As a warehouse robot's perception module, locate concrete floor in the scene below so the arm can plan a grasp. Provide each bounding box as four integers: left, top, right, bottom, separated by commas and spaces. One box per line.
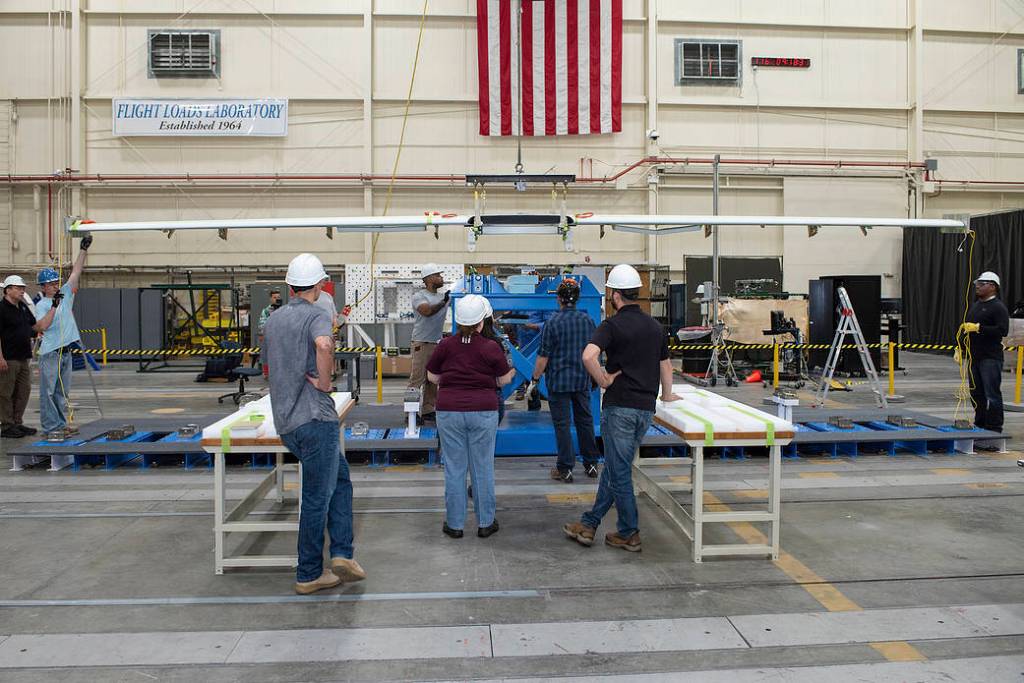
1, 352, 1022, 682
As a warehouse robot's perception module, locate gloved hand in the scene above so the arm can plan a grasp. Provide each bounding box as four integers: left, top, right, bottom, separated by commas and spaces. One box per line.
80, 234, 93, 251
442, 290, 450, 303
52, 291, 63, 308
953, 347, 962, 365
961, 322, 980, 334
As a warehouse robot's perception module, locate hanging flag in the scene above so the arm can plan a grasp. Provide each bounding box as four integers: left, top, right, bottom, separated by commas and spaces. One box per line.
476, 0, 622, 137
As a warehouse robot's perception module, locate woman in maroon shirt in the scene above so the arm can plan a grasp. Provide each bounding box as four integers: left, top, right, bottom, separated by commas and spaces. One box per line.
427, 294, 514, 539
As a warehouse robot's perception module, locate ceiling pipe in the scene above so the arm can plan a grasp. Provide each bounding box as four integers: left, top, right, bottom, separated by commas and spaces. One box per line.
0, 156, 930, 187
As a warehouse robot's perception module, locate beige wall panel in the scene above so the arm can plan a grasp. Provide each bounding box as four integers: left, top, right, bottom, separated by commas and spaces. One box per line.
85, 16, 365, 98
783, 177, 908, 297
924, 111, 1024, 181
84, 0, 369, 15
922, 35, 1023, 112
371, 103, 646, 176
0, 16, 59, 99
9, 102, 58, 174
85, 101, 366, 174
659, 0, 907, 29
923, 0, 1024, 34
657, 28, 907, 108
924, 190, 1022, 218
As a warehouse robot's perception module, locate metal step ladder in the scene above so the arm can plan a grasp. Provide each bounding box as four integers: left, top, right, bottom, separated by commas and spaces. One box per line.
815, 286, 887, 408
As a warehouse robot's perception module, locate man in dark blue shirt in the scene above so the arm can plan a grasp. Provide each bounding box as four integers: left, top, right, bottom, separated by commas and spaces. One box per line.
532, 278, 599, 482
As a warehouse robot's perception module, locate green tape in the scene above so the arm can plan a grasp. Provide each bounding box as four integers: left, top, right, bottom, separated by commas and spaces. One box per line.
727, 405, 776, 446
670, 406, 715, 446
220, 426, 231, 454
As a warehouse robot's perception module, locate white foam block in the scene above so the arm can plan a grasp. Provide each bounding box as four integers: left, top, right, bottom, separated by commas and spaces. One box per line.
202, 392, 353, 441
656, 385, 793, 440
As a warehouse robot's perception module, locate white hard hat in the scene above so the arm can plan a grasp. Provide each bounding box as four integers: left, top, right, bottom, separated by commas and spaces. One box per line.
975, 271, 1001, 287
481, 297, 493, 318
420, 263, 443, 279
2, 275, 26, 289
606, 264, 643, 290
285, 253, 328, 287
455, 294, 488, 326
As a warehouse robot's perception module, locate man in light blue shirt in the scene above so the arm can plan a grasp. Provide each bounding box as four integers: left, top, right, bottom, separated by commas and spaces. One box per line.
34, 234, 91, 435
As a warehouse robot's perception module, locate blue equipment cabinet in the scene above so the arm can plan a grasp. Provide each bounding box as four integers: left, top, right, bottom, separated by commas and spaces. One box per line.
449, 274, 602, 456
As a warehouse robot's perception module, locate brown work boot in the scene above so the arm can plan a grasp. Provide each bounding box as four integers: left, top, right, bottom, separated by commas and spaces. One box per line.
563, 521, 596, 547
605, 531, 642, 552
294, 570, 343, 595
330, 557, 367, 583
550, 467, 573, 483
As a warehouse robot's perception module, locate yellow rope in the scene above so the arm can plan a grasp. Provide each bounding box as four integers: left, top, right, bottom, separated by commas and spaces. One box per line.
953, 230, 977, 423
355, 0, 430, 309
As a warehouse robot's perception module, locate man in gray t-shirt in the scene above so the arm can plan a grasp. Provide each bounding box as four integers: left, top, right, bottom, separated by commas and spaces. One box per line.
408, 263, 449, 420
264, 253, 366, 595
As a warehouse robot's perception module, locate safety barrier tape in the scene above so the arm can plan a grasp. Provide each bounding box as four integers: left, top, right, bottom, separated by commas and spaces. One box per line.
60, 342, 1020, 356
67, 346, 399, 356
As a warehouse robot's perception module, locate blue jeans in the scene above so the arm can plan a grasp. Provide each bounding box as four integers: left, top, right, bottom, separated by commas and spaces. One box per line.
39, 349, 73, 433
971, 358, 1004, 432
582, 406, 653, 537
549, 390, 600, 473
280, 420, 354, 583
437, 410, 498, 529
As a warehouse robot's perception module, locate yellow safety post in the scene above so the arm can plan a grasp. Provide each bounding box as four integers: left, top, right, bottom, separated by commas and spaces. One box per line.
1016, 345, 1023, 405
887, 341, 904, 402
772, 342, 780, 389
376, 346, 384, 404
100, 327, 108, 366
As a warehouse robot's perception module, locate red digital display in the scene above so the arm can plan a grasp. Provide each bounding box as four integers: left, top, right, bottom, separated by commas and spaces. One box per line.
751, 57, 810, 68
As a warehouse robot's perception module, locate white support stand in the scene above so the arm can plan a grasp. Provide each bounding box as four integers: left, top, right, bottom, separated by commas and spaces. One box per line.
634, 439, 785, 563
767, 394, 800, 423
403, 387, 421, 438
203, 398, 354, 574
9, 453, 74, 472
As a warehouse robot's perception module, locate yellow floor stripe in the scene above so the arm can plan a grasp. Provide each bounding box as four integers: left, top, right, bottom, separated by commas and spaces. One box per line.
702, 492, 926, 659
734, 489, 768, 499
546, 493, 596, 505
931, 468, 970, 475
669, 475, 691, 484
385, 465, 424, 473
966, 482, 1008, 490
798, 472, 839, 479
870, 641, 927, 662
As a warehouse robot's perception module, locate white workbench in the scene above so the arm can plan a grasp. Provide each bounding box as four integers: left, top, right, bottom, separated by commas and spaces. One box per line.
201, 392, 355, 574
633, 384, 794, 563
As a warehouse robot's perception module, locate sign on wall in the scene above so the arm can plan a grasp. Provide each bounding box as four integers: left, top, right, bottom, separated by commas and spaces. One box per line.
112, 98, 288, 136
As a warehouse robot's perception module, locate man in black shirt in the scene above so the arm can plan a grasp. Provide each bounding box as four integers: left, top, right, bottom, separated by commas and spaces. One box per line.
962, 271, 1010, 448
0, 275, 40, 438
563, 264, 681, 552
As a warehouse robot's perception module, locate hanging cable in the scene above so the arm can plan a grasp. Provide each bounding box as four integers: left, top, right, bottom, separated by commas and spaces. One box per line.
355, 0, 430, 309
953, 229, 977, 423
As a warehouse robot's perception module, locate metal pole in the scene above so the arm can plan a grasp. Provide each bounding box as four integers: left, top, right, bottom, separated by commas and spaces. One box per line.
710, 155, 721, 382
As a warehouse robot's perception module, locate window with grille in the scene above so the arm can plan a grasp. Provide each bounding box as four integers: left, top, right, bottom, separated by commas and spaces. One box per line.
674, 39, 742, 85
148, 30, 220, 78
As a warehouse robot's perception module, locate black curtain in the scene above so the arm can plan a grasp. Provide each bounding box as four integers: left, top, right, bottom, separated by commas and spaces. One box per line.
903, 210, 1024, 347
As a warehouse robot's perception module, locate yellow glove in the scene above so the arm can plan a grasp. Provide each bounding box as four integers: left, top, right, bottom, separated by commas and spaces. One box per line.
953, 348, 962, 365
961, 322, 980, 334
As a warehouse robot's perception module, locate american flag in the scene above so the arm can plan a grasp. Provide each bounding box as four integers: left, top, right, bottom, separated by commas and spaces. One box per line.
476, 0, 622, 137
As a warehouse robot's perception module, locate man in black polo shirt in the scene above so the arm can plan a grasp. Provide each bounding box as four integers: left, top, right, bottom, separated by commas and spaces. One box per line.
0, 275, 40, 438
961, 271, 1010, 451
563, 264, 681, 552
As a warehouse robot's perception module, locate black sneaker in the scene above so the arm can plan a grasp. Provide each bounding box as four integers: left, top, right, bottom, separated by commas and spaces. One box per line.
421, 412, 436, 424
442, 523, 463, 539
477, 520, 499, 538
583, 463, 599, 478
1, 426, 26, 438
550, 467, 573, 483
18, 426, 37, 436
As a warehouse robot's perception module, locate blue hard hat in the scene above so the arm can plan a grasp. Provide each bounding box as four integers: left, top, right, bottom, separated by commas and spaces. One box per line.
37, 268, 59, 285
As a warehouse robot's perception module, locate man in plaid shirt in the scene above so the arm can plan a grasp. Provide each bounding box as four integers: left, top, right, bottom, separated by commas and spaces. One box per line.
531, 278, 600, 483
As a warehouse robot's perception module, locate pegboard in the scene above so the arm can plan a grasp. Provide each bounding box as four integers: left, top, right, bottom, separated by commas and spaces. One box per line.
344, 263, 463, 324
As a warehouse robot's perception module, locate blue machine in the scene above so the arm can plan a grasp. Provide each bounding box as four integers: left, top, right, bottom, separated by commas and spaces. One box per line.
449, 274, 602, 456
